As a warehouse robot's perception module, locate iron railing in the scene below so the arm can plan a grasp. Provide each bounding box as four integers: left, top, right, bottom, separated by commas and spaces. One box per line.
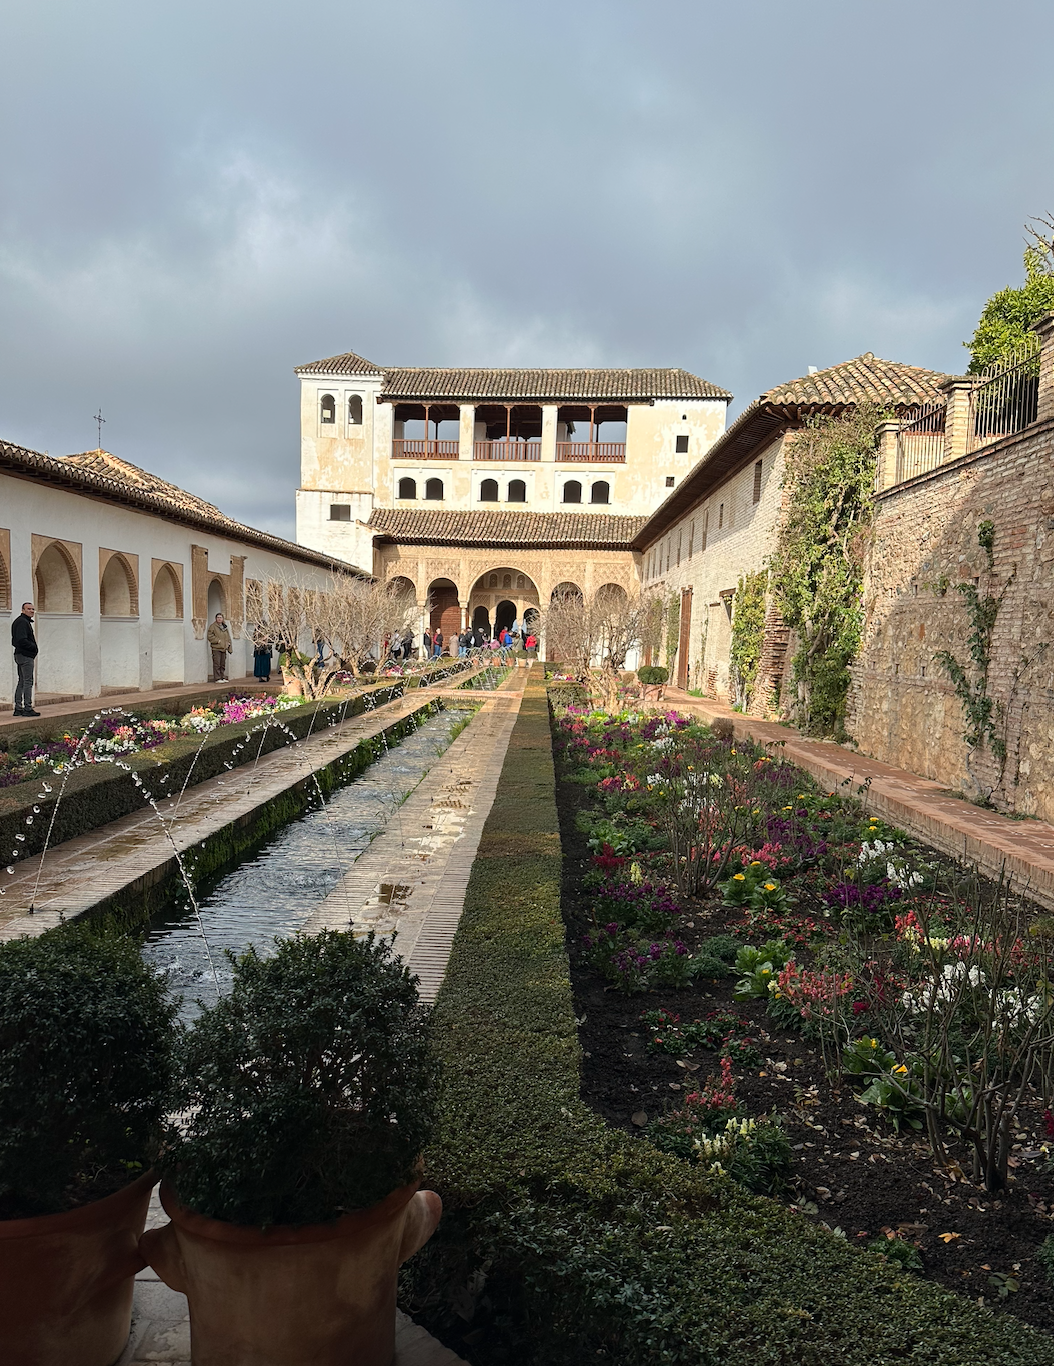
473, 440, 542, 462
555, 441, 626, 463
966, 336, 1040, 454
895, 402, 946, 482
391, 439, 459, 460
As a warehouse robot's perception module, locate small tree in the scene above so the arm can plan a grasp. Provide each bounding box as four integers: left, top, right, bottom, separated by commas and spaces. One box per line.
966, 217, 1054, 372
248, 574, 417, 698
543, 586, 661, 709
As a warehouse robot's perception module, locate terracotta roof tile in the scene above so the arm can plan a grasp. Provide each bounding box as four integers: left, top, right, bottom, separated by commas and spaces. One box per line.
761, 353, 948, 409
0, 442, 365, 574
294, 354, 730, 403
367, 508, 645, 549
294, 351, 384, 376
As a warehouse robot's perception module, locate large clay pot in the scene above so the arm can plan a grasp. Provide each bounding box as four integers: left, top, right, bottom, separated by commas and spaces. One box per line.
140, 1178, 442, 1366
0, 1169, 157, 1366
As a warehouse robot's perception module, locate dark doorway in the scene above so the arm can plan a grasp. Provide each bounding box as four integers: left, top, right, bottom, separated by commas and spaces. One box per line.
472, 605, 491, 632
495, 599, 516, 633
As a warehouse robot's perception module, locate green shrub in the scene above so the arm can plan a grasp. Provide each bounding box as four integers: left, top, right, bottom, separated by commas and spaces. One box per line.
406, 679, 1054, 1364
637, 665, 669, 686
694, 933, 740, 977
0, 924, 176, 1218
163, 930, 437, 1227
1037, 1233, 1054, 1284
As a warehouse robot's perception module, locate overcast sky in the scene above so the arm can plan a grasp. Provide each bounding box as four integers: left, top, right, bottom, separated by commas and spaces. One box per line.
2, 0, 1052, 540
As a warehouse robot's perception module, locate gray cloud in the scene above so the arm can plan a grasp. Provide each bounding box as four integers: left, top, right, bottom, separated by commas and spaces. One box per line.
2, 0, 1052, 539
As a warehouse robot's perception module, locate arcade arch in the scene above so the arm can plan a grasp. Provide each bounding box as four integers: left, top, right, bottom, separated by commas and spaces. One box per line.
468, 565, 539, 638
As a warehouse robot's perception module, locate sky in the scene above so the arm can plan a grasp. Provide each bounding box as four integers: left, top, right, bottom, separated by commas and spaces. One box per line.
2, 0, 1053, 540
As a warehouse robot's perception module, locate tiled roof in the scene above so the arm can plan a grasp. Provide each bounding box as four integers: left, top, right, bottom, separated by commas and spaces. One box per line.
294, 350, 384, 376
761, 354, 949, 409
0, 442, 365, 575
633, 352, 954, 550
368, 508, 646, 549
295, 353, 731, 403
62, 450, 224, 519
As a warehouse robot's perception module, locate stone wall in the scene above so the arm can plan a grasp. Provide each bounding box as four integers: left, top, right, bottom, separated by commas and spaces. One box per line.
847, 417, 1054, 816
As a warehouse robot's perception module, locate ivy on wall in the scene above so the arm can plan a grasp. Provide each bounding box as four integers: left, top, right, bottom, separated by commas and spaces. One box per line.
664, 593, 681, 672
933, 520, 1017, 804
769, 405, 886, 738
729, 569, 768, 711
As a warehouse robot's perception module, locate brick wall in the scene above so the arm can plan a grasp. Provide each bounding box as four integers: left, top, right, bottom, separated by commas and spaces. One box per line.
847, 417, 1054, 816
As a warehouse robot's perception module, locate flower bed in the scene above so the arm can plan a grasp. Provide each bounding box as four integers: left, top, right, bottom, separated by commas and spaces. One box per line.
554, 699, 1054, 1331
0, 695, 302, 787
405, 677, 1054, 1365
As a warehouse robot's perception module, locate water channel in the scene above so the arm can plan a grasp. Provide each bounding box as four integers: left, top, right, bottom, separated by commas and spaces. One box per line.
142, 705, 474, 1017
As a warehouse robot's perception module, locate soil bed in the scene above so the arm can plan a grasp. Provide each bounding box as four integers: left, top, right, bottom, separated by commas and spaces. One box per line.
554, 726, 1054, 1335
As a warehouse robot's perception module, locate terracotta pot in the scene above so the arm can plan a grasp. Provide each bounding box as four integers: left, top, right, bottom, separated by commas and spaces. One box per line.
140, 1178, 442, 1366
0, 1169, 157, 1366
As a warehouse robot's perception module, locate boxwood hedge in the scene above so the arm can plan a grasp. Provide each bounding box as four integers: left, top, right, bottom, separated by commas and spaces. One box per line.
406, 677, 1054, 1365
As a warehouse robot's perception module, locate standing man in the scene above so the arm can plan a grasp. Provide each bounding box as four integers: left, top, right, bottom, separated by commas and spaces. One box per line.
206, 613, 233, 682
11, 602, 40, 717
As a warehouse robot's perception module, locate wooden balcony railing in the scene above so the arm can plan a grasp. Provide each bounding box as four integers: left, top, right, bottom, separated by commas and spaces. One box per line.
391, 439, 460, 460
473, 440, 542, 462
556, 441, 626, 463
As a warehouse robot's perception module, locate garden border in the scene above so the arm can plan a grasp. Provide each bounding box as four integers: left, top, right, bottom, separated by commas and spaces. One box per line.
408, 676, 1054, 1365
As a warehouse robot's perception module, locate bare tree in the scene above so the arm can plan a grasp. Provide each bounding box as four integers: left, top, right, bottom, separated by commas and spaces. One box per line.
247, 573, 417, 699
542, 586, 663, 709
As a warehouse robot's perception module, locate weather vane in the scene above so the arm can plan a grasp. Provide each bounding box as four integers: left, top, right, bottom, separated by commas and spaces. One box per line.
93, 409, 105, 449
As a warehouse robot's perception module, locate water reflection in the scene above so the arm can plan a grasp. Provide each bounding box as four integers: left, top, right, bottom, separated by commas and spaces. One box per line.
142, 709, 471, 1017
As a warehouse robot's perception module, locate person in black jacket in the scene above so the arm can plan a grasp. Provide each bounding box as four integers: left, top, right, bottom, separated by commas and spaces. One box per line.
11, 602, 40, 717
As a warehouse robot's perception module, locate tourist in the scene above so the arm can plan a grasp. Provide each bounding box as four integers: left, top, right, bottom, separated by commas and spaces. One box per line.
459, 630, 469, 658
525, 631, 538, 657
207, 613, 233, 682
11, 601, 40, 717
423, 629, 432, 659
252, 633, 272, 682
432, 629, 443, 659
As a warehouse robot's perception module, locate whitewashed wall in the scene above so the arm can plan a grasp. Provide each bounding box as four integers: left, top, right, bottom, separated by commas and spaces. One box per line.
0, 471, 341, 705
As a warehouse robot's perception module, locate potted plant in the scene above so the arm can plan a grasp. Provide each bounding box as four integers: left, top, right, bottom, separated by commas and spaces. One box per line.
637, 664, 669, 701
0, 925, 175, 1366
142, 930, 441, 1366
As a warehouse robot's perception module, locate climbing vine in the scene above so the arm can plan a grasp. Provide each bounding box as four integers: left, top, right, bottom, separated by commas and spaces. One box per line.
769, 405, 886, 738
933, 520, 1015, 802
665, 594, 681, 671
729, 570, 768, 710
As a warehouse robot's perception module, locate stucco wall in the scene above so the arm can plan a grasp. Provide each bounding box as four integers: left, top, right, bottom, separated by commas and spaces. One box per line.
847, 418, 1054, 816
0, 472, 342, 705
296, 370, 728, 540
639, 435, 787, 696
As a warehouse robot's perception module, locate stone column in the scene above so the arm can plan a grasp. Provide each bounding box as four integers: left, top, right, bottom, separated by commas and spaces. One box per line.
459, 404, 476, 462
417, 604, 428, 660
460, 602, 469, 631
540, 405, 558, 461
940, 376, 976, 464
1032, 311, 1054, 425
874, 420, 900, 491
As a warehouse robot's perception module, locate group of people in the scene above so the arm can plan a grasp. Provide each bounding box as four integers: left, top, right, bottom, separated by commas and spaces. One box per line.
420, 623, 538, 659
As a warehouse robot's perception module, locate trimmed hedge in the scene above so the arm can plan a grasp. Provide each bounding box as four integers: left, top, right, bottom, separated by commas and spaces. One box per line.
0, 685, 403, 865
407, 678, 1054, 1365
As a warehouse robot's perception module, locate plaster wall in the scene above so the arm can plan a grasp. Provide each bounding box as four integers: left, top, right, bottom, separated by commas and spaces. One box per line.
638, 436, 787, 696
296, 372, 727, 532
847, 418, 1054, 818
0, 472, 342, 706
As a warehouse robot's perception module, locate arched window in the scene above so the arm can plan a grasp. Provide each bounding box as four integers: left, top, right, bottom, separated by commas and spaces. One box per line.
425, 477, 444, 501
516, 574, 525, 588
348, 394, 363, 425
591, 480, 610, 504
398, 477, 417, 499
100, 554, 136, 617
502, 574, 512, 588
489, 574, 498, 588
152, 563, 182, 620
562, 480, 582, 504
35, 542, 80, 613
320, 394, 336, 425
480, 478, 499, 502
507, 478, 526, 502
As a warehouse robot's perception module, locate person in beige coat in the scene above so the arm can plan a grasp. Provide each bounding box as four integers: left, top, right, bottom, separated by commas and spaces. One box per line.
206, 614, 232, 681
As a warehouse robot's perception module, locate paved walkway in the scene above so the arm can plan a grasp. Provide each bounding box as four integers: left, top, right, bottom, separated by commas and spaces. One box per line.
112, 670, 532, 1366
664, 687, 1054, 911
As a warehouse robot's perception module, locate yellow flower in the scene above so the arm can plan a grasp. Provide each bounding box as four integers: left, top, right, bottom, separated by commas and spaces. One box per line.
750, 860, 762, 866
764, 883, 777, 892
893, 1064, 908, 1075
733, 873, 746, 882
